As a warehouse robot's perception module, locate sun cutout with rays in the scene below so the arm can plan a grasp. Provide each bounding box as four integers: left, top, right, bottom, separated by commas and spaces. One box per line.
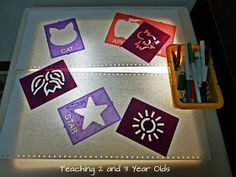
132, 109, 165, 142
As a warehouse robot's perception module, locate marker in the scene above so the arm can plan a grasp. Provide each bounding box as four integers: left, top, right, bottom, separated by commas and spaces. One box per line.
204, 44, 211, 81
184, 44, 191, 103
187, 42, 202, 103
177, 71, 186, 101
200, 82, 207, 102
200, 40, 208, 84
200, 41, 209, 102
172, 51, 178, 71
177, 72, 186, 90
194, 51, 202, 87
177, 45, 181, 68
190, 80, 196, 102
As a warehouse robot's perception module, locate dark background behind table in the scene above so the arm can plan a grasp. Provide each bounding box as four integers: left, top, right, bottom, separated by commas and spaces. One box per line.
191, 0, 236, 176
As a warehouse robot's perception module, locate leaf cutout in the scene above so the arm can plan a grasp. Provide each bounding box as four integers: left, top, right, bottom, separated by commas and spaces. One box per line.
31, 70, 65, 96
31, 75, 45, 95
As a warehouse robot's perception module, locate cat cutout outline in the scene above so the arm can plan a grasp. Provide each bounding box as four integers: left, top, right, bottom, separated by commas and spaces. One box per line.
44, 18, 85, 58
49, 23, 78, 46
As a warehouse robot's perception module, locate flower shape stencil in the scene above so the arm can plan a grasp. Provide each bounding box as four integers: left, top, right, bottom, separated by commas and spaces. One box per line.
20, 60, 77, 109
31, 69, 65, 96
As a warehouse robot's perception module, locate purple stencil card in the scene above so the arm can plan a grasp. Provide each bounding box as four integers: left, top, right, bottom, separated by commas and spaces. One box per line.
116, 97, 179, 156
44, 18, 85, 58
19, 60, 77, 109
57, 87, 121, 145
122, 22, 170, 63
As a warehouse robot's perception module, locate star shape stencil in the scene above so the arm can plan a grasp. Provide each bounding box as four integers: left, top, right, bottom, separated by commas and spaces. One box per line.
58, 87, 121, 145
75, 97, 107, 129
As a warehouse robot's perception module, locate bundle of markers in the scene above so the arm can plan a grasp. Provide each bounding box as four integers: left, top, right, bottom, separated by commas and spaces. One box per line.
172, 41, 210, 103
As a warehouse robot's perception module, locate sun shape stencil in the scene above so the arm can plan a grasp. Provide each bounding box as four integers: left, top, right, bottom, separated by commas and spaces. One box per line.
132, 110, 165, 142
116, 97, 179, 156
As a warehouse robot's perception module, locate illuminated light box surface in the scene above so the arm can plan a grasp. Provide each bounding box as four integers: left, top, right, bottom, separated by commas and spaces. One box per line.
0, 7, 209, 160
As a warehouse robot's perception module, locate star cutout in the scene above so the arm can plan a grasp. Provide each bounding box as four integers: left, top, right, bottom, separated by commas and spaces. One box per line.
74, 97, 107, 129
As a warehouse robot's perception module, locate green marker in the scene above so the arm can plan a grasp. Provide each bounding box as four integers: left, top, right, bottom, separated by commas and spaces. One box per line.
187, 42, 202, 103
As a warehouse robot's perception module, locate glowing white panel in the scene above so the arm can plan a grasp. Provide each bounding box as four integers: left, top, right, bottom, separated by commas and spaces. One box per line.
0, 7, 207, 162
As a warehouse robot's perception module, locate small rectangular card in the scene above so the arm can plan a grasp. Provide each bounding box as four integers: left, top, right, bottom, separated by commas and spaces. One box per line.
44, 18, 85, 58
19, 60, 77, 109
117, 97, 179, 156
122, 22, 170, 63
105, 13, 175, 57
58, 87, 121, 145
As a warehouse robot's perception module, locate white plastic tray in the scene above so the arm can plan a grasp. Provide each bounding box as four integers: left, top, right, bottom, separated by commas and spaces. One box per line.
0, 7, 209, 161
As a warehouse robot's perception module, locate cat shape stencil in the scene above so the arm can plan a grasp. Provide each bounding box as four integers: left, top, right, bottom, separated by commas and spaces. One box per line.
44, 18, 85, 58
50, 23, 77, 46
